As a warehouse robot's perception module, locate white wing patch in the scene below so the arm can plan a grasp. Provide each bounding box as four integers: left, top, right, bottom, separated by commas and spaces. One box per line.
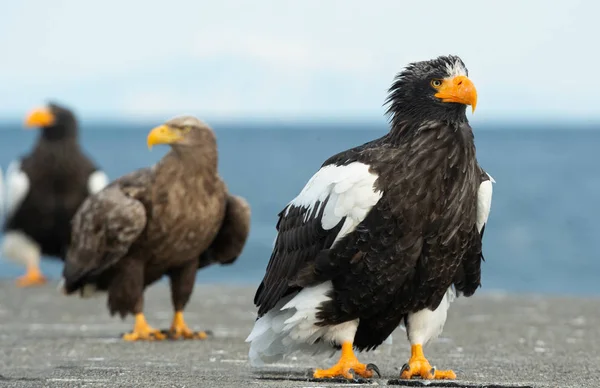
476, 173, 495, 233
87, 170, 109, 194
4, 160, 30, 218
286, 162, 383, 244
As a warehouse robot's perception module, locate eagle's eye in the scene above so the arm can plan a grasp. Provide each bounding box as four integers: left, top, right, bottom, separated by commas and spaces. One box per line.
430, 79, 443, 88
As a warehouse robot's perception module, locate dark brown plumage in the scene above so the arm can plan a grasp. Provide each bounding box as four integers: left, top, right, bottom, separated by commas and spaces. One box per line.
199, 194, 251, 269
61, 116, 250, 341
1, 102, 108, 287
247, 55, 494, 381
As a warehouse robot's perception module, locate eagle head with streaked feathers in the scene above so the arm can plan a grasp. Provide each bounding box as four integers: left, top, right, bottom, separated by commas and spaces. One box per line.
385, 55, 477, 124
146, 116, 216, 150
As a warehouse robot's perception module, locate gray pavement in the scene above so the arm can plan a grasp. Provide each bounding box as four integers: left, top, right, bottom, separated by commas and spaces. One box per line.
0, 281, 598, 387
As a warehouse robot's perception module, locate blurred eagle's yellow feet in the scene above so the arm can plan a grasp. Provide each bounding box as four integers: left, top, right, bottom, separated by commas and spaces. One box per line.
16, 267, 47, 287
165, 311, 208, 340
400, 344, 456, 380
122, 313, 166, 341
313, 342, 380, 379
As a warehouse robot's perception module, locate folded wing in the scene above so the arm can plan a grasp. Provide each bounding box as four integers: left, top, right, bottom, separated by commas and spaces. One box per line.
62, 170, 152, 292
453, 169, 494, 296
199, 193, 251, 268
254, 161, 383, 316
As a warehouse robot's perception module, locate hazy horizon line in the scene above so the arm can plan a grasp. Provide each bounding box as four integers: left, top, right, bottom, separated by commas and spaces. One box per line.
1, 116, 599, 130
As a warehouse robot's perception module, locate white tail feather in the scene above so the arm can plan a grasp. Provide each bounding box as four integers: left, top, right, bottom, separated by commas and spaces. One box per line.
246, 281, 357, 366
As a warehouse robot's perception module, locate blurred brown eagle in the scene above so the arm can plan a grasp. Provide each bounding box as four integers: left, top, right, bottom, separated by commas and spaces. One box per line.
61, 116, 251, 341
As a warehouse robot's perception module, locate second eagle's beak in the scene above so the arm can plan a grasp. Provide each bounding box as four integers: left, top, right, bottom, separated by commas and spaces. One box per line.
147, 125, 184, 150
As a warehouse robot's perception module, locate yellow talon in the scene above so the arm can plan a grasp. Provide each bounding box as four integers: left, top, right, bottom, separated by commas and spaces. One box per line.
122, 313, 166, 341
167, 311, 208, 340
400, 344, 456, 380
313, 342, 379, 379
16, 266, 47, 287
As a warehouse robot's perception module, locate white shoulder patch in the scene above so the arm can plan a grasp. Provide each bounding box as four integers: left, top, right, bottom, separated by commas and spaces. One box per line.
476, 174, 494, 233
88, 170, 109, 194
4, 160, 30, 218
287, 162, 383, 244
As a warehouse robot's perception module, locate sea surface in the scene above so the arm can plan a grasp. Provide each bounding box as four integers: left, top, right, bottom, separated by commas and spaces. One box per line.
0, 121, 599, 296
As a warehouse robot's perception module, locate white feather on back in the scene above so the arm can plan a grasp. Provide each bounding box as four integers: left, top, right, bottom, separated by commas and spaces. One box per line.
476, 173, 495, 233
87, 170, 109, 194
4, 160, 30, 219
287, 162, 383, 244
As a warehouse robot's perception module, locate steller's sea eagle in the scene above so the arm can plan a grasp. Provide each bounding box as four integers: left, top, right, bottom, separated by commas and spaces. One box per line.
246, 55, 494, 380
1, 103, 108, 287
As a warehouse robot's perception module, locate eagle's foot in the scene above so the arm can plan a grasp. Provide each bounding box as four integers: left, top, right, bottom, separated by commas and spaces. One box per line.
122, 329, 165, 341
16, 268, 47, 287
313, 342, 380, 379
400, 344, 456, 380
122, 313, 166, 341
167, 328, 209, 340
165, 311, 208, 340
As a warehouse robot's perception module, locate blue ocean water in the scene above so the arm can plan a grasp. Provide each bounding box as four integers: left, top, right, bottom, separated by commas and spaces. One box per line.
0, 121, 599, 296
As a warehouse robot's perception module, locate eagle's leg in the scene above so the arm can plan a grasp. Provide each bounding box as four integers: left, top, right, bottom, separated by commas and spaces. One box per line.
1, 232, 47, 287
108, 258, 166, 341
401, 291, 456, 379
165, 260, 208, 340
313, 342, 380, 379
16, 264, 47, 287
122, 313, 166, 341
400, 344, 456, 380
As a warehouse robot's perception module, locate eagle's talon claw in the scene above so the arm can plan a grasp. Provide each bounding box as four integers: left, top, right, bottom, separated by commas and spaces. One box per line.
400, 363, 410, 374
366, 363, 381, 377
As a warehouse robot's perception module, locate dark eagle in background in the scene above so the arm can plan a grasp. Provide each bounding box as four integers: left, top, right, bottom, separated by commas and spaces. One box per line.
246, 55, 494, 380
61, 116, 251, 341
1, 103, 108, 287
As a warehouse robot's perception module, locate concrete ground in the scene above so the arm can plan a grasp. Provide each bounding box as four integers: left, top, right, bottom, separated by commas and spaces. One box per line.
0, 281, 598, 387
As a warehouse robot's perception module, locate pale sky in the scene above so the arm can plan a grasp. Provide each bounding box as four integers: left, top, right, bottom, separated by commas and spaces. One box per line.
0, 0, 597, 122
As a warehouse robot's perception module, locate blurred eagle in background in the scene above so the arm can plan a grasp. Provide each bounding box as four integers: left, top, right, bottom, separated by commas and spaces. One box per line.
61, 116, 251, 341
247, 55, 494, 380
1, 103, 108, 287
